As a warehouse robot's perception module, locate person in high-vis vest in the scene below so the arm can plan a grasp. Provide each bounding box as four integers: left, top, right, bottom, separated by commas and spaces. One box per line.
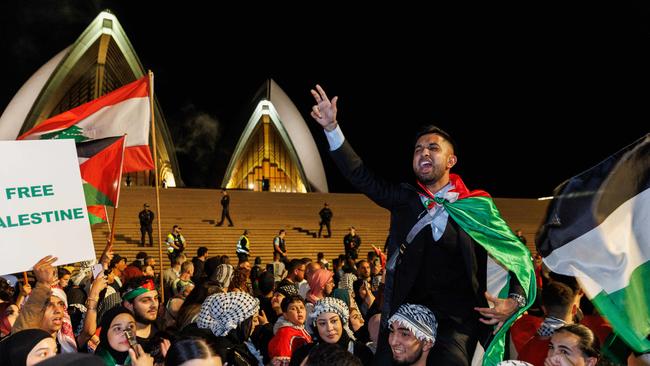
166, 225, 186, 265
236, 230, 250, 263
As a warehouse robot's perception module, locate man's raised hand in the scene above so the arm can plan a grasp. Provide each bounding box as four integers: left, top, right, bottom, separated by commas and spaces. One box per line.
310, 84, 338, 131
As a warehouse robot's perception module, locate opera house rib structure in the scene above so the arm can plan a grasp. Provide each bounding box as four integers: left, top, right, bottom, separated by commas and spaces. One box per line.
0, 10, 181, 187
222, 80, 328, 193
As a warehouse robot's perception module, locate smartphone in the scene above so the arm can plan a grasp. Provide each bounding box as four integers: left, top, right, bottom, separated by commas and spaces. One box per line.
92, 263, 103, 279
124, 328, 140, 357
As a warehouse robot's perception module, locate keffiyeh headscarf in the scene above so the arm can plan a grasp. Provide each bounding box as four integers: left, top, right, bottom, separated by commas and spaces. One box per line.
277, 284, 299, 298
388, 303, 438, 344
50, 287, 77, 353
310, 297, 355, 339
197, 292, 259, 337
338, 273, 357, 292
212, 264, 234, 289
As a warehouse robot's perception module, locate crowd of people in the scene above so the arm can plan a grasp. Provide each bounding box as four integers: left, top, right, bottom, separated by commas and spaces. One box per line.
0, 84, 636, 366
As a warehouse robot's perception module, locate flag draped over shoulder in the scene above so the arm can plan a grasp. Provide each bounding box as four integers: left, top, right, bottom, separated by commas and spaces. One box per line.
18, 77, 153, 173
76, 136, 126, 224
441, 174, 537, 366
537, 134, 650, 352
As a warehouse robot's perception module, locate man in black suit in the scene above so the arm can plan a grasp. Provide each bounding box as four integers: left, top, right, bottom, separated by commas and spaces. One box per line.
216, 189, 234, 226
138, 203, 154, 247
309, 85, 531, 365
318, 203, 333, 238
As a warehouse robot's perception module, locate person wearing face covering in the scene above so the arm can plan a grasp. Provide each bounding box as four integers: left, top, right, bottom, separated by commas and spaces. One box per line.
0, 328, 58, 366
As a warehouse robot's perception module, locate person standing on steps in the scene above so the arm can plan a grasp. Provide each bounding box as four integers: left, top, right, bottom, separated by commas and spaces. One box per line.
138, 203, 154, 247
236, 230, 251, 262
273, 229, 288, 263
318, 202, 333, 238
343, 226, 362, 260
216, 189, 234, 227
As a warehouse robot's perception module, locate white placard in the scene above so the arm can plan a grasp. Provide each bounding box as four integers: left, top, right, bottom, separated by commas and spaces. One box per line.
0, 140, 95, 274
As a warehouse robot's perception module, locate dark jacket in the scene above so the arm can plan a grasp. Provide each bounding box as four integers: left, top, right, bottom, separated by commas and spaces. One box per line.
330, 140, 524, 364
139, 209, 154, 227
221, 195, 230, 209
319, 207, 333, 222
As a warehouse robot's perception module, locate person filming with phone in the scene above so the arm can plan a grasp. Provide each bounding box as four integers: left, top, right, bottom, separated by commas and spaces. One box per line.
95, 306, 154, 366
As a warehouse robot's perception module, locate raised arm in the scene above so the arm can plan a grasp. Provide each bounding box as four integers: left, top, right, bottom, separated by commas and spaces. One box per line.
309, 85, 407, 209
12, 256, 57, 333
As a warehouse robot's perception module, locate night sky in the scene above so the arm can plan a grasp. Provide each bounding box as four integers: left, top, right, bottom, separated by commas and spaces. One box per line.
2, 2, 649, 198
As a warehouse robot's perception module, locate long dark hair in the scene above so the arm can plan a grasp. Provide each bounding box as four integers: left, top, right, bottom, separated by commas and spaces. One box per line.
165, 338, 214, 366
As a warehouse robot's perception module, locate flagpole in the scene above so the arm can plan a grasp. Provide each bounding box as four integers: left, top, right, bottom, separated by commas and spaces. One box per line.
104, 206, 110, 228
107, 207, 118, 248
149, 70, 165, 303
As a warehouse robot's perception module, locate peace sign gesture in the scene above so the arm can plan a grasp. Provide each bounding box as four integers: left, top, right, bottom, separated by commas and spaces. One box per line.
310, 84, 339, 131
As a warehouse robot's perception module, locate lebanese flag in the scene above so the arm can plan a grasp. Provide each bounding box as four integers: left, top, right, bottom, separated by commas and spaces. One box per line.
537, 134, 650, 352
18, 77, 153, 173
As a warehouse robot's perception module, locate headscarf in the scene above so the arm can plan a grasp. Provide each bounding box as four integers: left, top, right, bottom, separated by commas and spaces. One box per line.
197, 292, 259, 337
307, 269, 333, 304
50, 287, 77, 353
211, 264, 234, 290
338, 273, 357, 292
388, 303, 438, 344
310, 297, 355, 339
96, 306, 134, 366
0, 329, 53, 366
277, 284, 299, 298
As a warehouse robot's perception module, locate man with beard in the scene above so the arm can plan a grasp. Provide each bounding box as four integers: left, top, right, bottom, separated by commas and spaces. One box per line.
388, 304, 438, 366
121, 276, 165, 357
309, 85, 534, 365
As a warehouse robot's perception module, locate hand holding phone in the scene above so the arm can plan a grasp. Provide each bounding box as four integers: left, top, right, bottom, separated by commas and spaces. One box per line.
124, 328, 139, 357
92, 263, 103, 279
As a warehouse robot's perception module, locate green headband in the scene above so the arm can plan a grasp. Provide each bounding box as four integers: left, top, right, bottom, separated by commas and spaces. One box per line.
123, 279, 155, 302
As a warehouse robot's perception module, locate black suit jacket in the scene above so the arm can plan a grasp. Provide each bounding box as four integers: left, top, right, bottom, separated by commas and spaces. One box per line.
330, 140, 524, 364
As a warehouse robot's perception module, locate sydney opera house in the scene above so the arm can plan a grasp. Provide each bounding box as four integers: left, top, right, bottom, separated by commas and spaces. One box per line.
0, 10, 329, 194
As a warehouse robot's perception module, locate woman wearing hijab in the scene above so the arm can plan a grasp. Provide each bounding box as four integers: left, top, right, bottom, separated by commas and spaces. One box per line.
305, 270, 334, 305
95, 306, 153, 366
290, 297, 373, 366
196, 292, 261, 366
0, 328, 57, 366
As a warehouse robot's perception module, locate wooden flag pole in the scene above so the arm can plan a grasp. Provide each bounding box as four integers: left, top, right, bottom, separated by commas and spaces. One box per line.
107, 207, 119, 248
107, 135, 127, 249
149, 70, 165, 303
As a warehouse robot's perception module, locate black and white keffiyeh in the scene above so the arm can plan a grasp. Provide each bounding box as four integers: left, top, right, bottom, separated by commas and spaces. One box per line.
197, 292, 260, 337
310, 297, 355, 339
311, 297, 349, 325
213, 264, 234, 289
388, 303, 438, 344
497, 361, 534, 366
277, 284, 299, 298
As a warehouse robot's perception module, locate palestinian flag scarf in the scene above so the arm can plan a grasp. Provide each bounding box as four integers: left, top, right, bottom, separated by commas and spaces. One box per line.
418, 174, 536, 365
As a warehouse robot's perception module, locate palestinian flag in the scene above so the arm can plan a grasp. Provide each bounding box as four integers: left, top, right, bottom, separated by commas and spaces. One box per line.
537, 134, 650, 352
77, 136, 126, 224
87, 205, 108, 225
18, 77, 153, 173
424, 174, 537, 365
